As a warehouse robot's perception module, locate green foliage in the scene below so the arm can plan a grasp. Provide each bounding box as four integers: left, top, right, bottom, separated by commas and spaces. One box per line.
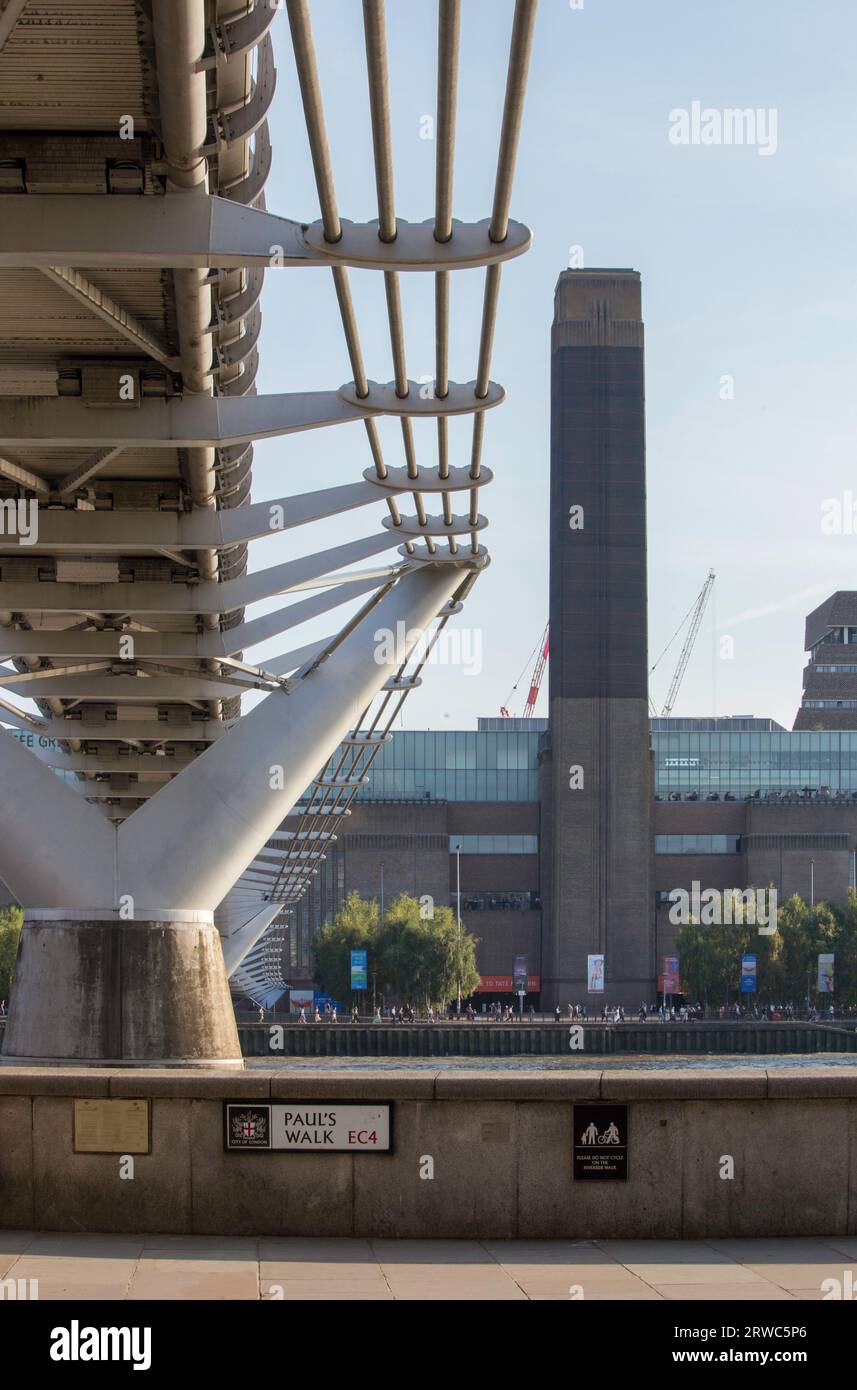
828, 890, 857, 1004
311, 891, 380, 1002
379, 893, 481, 1009
312, 891, 480, 1009
675, 890, 854, 1005
0, 904, 23, 1000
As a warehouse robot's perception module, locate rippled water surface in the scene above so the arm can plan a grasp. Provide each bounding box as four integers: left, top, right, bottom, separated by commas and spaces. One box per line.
247, 1053, 857, 1071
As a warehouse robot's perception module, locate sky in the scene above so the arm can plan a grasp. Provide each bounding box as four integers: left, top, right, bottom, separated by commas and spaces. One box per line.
247, 0, 857, 732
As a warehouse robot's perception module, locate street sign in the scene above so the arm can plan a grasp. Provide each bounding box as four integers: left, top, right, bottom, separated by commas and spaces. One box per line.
573, 1104, 628, 1180
224, 1102, 392, 1152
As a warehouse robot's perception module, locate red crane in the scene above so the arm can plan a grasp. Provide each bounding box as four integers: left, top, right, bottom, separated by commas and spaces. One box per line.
500, 622, 549, 719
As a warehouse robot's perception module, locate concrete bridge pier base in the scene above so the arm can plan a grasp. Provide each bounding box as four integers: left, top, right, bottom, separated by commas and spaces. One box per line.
1, 913, 243, 1067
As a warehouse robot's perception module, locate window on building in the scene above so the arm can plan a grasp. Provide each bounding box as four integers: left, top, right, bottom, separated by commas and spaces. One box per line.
450, 835, 539, 854
459, 891, 539, 911
655, 834, 740, 854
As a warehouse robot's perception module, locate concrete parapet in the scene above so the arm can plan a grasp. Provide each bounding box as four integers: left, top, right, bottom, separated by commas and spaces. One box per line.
0, 1067, 854, 1237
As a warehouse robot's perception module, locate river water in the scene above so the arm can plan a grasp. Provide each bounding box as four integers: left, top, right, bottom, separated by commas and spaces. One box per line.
247, 1053, 857, 1071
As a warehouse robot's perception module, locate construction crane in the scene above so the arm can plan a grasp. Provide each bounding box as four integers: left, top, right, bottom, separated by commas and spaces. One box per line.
502, 570, 712, 722
649, 570, 715, 717
501, 622, 550, 719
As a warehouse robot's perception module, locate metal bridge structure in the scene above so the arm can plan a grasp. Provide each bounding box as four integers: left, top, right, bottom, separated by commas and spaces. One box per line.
0, 0, 535, 1064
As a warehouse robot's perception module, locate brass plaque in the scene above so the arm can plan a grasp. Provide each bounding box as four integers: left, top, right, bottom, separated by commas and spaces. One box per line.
73, 1099, 150, 1154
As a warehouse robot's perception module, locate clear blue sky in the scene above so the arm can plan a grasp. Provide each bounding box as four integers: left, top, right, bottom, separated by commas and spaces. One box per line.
249, 0, 857, 731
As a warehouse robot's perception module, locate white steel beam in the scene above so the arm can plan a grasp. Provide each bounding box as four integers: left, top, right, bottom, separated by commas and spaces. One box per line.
40, 269, 179, 369
0, 571, 386, 671
0, 453, 51, 497
0, 627, 330, 666
0, 565, 464, 911
0, 392, 359, 449
0, 728, 115, 907
0, 712, 230, 741
56, 449, 125, 496
0, 195, 311, 270
0, 382, 502, 449
219, 900, 287, 976
0, 531, 400, 613
0, 670, 274, 701
17, 745, 197, 774
0, 195, 530, 272
5, 479, 390, 553
223, 572, 394, 651
116, 564, 462, 914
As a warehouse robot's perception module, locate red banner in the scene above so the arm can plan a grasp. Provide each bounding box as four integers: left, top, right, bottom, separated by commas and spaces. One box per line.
662, 955, 680, 993
475, 975, 540, 993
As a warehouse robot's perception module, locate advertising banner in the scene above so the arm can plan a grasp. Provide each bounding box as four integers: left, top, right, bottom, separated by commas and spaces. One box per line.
662, 955, 680, 993
740, 954, 757, 994
288, 990, 314, 1014
475, 975, 540, 993
350, 949, 368, 991
587, 954, 605, 993
313, 992, 342, 1012
818, 953, 835, 994
513, 955, 528, 992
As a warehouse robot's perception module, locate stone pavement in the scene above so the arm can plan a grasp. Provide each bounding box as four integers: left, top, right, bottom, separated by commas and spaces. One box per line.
2, 1233, 856, 1300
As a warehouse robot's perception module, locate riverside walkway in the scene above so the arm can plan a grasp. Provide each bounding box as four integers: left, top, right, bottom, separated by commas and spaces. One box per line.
2, 1232, 855, 1301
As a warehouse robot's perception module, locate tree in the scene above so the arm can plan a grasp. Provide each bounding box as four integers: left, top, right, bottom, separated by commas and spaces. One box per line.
375, 893, 425, 1004
832, 891, 857, 1006
314, 891, 481, 1011
379, 893, 480, 1010
311, 891, 380, 1002
0, 904, 22, 1000
775, 894, 840, 1005
418, 906, 481, 1009
675, 888, 783, 1004
675, 917, 728, 1006
673, 889, 857, 1009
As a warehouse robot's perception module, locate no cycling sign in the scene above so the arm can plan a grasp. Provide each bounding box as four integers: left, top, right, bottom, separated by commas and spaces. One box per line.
573, 1104, 629, 1180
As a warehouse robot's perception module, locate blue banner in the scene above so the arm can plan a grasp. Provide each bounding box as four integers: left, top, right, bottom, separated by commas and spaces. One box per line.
350, 949, 368, 991
313, 993, 342, 1011
740, 954, 757, 994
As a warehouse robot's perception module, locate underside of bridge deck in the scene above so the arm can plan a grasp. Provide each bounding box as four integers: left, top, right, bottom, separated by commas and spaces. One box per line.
0, 0, 535, 1063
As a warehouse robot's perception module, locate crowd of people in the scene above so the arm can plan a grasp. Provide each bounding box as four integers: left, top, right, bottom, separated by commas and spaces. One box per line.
252, 999, 852, 1025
